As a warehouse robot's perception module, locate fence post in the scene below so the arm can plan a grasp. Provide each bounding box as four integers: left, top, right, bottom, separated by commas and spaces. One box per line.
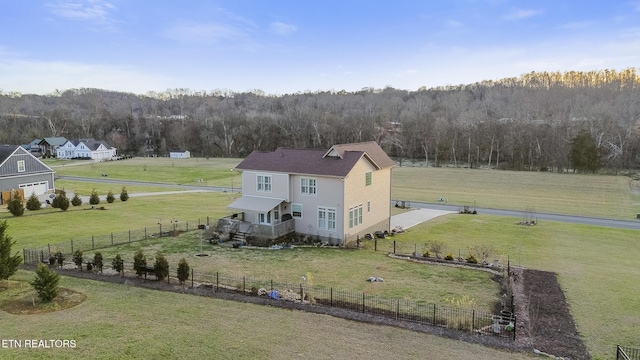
167, 266, 170, 284
48, 243, 51, 254
191, 269, 194, 288
186, 221, 189, 232
144, 227, 147, 239
374, 238, 377, 251
23, 249, 26, 264
393, 240, 396, 254
270, 279, 273, 292
299, 283, 303, 298
330, 287, 333, 307
396, 299, 399, 321
433, 303, 436, 325
362, 293, 365, 313
243, 276, 246, 294
92, 236, 94, 250
472, 310, 475, 332
216, 272, 219, 291
207, 216, 210, 226
111, 232, 113, 246
40, 250, 44, 263
129, 230, 131, 242
121, 259, 124, 278
71, 239, 74, 254
159, 224, 162, 237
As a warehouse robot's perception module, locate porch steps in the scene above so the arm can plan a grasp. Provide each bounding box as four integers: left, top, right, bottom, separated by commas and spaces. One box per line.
232, 231, 249, 243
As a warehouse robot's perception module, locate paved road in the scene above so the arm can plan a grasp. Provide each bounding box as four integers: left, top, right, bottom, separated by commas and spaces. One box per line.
57, 175, 238, 193
59, 176, 640, 230
404, 201, 640, 231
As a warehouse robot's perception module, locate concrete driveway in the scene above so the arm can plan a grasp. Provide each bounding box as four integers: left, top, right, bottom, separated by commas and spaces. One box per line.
390, 208, 455, 230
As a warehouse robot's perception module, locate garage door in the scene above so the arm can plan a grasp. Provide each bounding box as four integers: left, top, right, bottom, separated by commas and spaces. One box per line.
19, 181, 49, 196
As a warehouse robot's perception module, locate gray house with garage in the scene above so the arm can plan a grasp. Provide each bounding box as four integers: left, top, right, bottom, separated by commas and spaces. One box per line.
0, 145, 55, 202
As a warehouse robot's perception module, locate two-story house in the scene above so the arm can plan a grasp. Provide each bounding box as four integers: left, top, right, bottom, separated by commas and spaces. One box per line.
0, 145, 55, 203
228, 141, 395, 245
56, 138, 117, 160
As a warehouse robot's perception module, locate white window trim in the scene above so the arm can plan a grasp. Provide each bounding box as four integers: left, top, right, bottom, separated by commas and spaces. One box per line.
317, 206, 337, 231
301, 177, 317, 196
291, 203, 303, 219
348, 204, 363, 229
257, 174, 272, 193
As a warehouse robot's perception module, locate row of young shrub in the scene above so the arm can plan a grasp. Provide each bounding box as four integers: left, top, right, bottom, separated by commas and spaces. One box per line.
8, 187, 130, 216
58, 249, 191, 284
421, 240, 494, 265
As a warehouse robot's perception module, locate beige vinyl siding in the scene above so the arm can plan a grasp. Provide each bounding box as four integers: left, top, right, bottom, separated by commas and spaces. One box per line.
342, 157, 391, 242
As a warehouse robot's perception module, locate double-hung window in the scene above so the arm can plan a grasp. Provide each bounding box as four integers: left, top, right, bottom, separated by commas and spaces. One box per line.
17, 160, 25, 173
257, 175, 272, 192
292, 203, 303, 218
365, 171, 372, 186
348, 205, 363, 229
301, 177, 317, 195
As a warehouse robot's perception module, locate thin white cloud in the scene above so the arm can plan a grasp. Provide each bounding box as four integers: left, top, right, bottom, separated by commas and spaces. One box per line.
269, 22, 298, 35
165, 22, 246, 43
446, 19, 464, 28
46, 0, 116, 22
558, 21, 596, 30
0, 56, 173, 95
503, 8, 543, 21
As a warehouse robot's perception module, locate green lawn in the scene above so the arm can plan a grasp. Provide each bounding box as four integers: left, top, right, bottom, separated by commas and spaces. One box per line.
95, 234, 499, 310
3, 158, 639, 359
49, 158, 640, 220
48, 157, 243, 187
55, 180, 179, 196
1, 192, 240, 249
0, 273, 535, 360
393, 214, 640, 360
392, 166, 640, 220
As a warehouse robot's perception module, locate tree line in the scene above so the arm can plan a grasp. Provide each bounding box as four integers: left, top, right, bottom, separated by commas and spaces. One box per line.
1, 68, 639, 172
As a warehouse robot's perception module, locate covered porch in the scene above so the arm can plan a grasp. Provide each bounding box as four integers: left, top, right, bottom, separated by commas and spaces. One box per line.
227, 195, 295, 240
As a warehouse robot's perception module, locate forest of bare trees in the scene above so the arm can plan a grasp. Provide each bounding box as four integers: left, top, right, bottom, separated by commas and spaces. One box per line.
1, 68, 639, 172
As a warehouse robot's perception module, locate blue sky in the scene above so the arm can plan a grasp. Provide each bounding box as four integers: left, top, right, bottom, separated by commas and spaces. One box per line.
1, 0, 640, 95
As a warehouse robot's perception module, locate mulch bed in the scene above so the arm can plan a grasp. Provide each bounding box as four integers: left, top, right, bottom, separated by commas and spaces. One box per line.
514, 269, 591, 359
21, 263, 590, 358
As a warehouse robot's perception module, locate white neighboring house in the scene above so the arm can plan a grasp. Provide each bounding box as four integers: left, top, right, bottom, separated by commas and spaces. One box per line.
56, 138, 117, 160
169, 150, 191, 158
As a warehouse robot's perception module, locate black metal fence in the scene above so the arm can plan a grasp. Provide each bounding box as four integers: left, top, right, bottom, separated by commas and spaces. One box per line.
618, 345, 640, 360
56, 253, 514, 340
22, 217, 215, 264
195, 271, 514, 339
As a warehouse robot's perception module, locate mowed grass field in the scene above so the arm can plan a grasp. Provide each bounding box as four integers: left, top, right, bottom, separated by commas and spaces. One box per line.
49, 157, 243, 188
95, 234, 500, 309
393, 215, 640, 360
392, 166, 640, 220
0, 274, 534, 360
51, 158, 640, 219
2, 157, 639, 359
